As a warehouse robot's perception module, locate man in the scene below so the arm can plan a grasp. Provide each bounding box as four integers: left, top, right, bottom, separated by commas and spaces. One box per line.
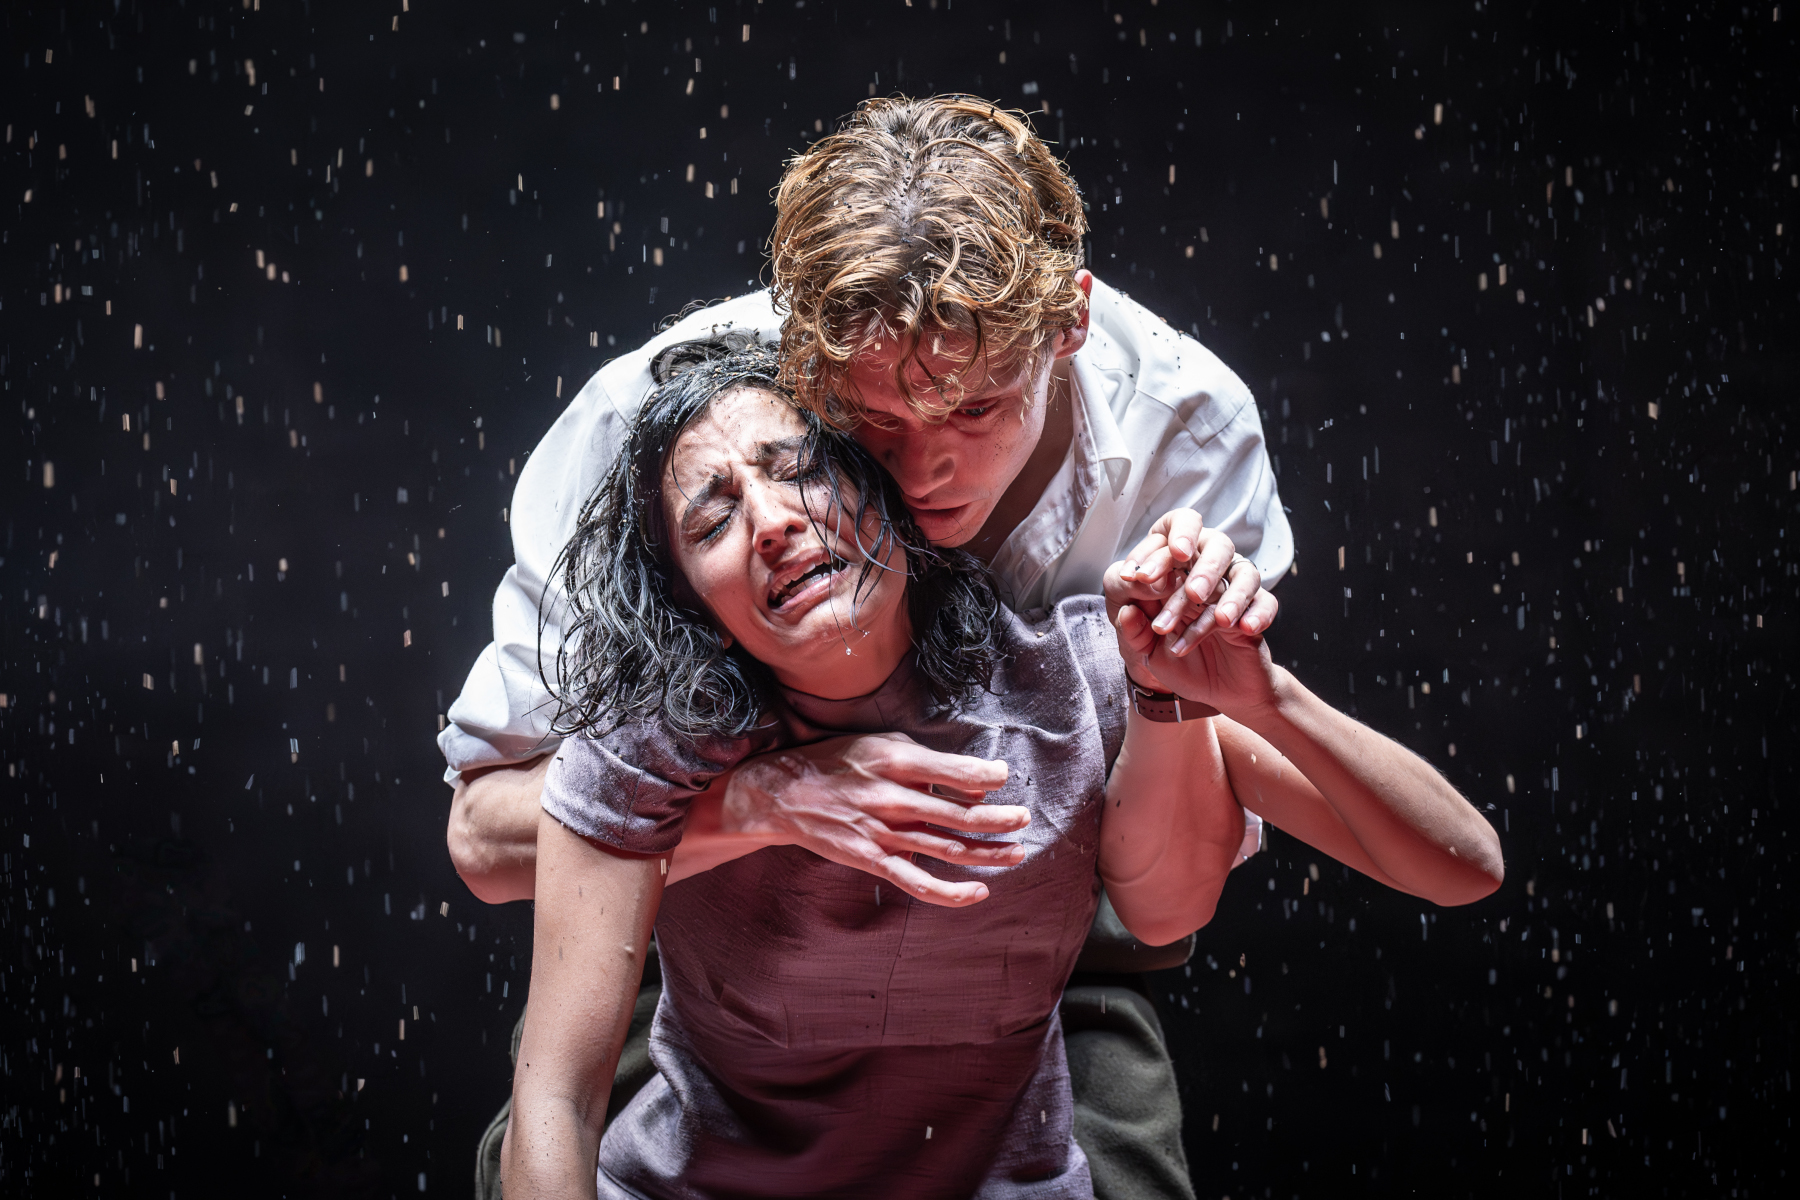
445, 97, 1498, 1198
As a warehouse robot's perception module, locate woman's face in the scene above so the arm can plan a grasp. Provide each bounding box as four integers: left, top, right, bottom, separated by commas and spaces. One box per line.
661, 385, 912, 698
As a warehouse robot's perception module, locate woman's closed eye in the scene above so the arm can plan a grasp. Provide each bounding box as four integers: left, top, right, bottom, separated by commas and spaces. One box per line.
686, 500, 734, 544
684, 469, 817, 545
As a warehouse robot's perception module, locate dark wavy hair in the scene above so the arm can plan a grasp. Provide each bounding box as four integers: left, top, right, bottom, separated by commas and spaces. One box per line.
547, 334, 1005, 742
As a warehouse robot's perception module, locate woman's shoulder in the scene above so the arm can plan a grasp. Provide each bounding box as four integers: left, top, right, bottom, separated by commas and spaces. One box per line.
997, 596, 1122, 691
1004, 594, 1111, 645
986, 595, 1128, 761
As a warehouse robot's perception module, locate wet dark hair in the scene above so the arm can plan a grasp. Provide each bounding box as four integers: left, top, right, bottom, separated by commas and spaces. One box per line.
548, 334, 1004, 742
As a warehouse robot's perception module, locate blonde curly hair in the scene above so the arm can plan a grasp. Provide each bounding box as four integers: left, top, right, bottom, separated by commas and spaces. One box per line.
771, 95, 1088, 425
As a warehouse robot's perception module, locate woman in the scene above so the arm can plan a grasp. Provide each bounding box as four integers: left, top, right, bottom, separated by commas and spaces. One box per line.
503, 338, 1502, 1198
504, 337, 1248, 1199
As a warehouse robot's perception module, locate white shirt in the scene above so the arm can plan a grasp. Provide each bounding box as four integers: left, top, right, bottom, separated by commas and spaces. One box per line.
440, 278, 1295, 849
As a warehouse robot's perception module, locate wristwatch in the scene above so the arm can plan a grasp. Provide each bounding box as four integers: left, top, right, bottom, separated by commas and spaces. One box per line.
1128, 681, 1220, 723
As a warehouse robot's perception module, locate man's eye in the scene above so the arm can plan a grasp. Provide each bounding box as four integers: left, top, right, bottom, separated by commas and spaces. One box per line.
958, 405, 994, 419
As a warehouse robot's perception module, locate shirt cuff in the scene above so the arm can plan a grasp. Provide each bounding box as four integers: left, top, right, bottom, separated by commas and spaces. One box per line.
1231, 808, 1266, 869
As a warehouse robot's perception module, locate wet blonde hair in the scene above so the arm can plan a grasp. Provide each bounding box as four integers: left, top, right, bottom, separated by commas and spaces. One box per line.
771, 95, 1088, 425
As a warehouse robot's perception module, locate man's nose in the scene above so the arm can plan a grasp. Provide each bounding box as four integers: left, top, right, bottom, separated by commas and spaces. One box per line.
877, 431, 956, 496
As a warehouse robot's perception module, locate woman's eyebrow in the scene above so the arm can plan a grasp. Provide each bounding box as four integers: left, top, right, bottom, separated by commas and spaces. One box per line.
752, 435, 807, 462
677, 471, 730, 530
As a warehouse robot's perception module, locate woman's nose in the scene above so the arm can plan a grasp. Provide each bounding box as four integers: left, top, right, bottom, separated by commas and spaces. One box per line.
743, 481, 808, 555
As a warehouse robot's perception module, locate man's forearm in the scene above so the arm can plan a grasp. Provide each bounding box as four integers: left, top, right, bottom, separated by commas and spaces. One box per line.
1236, 670, 1504, 904
663, 776, 781, 886
447, 755, 550, 904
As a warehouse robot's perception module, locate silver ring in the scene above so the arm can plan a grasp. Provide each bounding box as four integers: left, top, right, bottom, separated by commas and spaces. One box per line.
1229, 553, 1253, 575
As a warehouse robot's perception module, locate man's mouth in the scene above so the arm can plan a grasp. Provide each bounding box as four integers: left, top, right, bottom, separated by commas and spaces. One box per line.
768, 555, 848, 610
905, 497, 973, 522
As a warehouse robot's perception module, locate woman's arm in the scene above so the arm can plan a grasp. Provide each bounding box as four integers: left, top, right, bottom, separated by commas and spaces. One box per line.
1098, 710, 1245, 948
1121, 617, 1504, 906
503, 810, 664, 1199
1213, 674, 1503, 905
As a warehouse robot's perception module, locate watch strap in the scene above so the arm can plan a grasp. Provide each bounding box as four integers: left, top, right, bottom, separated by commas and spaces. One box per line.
1128, 682, 1220, 723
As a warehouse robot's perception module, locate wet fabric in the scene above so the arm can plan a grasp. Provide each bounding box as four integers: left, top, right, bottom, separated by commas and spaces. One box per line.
542, 597, 1129, 1199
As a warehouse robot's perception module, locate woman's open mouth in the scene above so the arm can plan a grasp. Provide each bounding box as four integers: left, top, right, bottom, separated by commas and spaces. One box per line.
767, 555, 849, 611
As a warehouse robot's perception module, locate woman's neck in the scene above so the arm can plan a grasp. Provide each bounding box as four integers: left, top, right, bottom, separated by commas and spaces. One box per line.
766, 594, 915, 700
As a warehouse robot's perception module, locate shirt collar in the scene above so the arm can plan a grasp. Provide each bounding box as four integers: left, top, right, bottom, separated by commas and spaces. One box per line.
984, 329, 1137, 604
1068, 324, 1135, 503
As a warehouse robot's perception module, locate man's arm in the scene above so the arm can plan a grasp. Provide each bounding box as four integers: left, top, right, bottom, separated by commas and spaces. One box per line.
1213, 686, 1503, 906
447, 735, 1034, 907
447, 756, 549, 904
502, 811, 662, 1198
1118, 615, 1504, 906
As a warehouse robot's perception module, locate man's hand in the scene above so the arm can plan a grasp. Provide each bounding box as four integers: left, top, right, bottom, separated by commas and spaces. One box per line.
1114, 509, 1277, 655
714, 733, 1029, 908
447, 755, 550, 904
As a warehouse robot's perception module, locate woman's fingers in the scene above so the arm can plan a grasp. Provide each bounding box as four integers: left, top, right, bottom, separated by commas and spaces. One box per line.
1155, 508, 1206, 565
1119, 509, 1204, 583
1117, 529, 1168, 582
1148, 576, 1200, 636
1181, 530, 1239, 612
1210, 556, 1264, 628
1238, 586, 1280, 635
1124, 545, 1183, 593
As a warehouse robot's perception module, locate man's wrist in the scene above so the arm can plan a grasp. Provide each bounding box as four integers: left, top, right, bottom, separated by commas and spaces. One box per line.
716, 758, 795, 845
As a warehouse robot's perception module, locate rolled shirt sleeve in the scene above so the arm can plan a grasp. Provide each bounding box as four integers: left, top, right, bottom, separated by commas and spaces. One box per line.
1113, 304, 1295, 588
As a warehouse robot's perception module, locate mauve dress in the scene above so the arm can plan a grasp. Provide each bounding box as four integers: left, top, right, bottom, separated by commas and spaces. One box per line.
541, 595, 1129, 1200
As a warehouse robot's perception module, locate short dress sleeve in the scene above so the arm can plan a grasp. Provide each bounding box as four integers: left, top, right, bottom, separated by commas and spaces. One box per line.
541, 721, 757, 855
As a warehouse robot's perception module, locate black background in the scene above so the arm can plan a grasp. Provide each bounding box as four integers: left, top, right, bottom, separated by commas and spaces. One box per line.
3, 1, 1795, 1196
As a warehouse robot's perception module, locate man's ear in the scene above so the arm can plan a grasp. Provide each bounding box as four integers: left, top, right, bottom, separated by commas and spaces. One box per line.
1051, 270, 1096, 360
717, 630, 734, 650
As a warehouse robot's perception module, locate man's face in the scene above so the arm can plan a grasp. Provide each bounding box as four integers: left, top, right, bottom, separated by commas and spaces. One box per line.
842, 274, 1091, 548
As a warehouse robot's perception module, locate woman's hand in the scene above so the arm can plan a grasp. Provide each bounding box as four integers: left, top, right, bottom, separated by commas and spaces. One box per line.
1112, 509, 1277, 650
1113, 611, 1284, 726
1106, 546, 1282, 719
